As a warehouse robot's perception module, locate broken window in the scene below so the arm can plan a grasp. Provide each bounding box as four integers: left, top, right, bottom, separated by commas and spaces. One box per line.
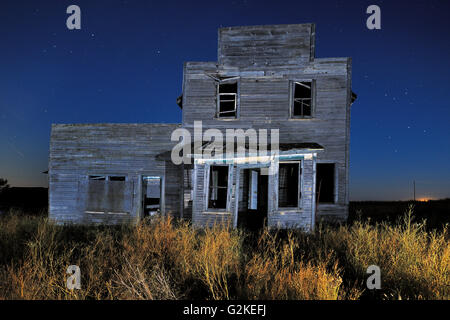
278, 162, 300, 208
291, 81, 313, 117
218, 82, 237, 118
208, 165, 229, 209
316, 163, 335, 203
142, 176, 161, 217
86, 175, 131, 214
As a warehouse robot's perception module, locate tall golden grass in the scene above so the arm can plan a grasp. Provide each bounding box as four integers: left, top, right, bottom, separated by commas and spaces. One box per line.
0, 206, 448, 300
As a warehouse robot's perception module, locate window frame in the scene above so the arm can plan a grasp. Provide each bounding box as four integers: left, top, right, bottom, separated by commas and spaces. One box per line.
277, 161, 303, 210
205, 164, 232, 212
141, 175, 163, 218
289, 80, 315, 119
216, 78, 240, 119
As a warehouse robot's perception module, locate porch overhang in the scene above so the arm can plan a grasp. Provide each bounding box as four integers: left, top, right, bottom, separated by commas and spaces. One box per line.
184, 141, 323, 165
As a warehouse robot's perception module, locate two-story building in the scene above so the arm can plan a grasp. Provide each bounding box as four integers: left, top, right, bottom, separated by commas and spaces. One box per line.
48, 23, 356, 231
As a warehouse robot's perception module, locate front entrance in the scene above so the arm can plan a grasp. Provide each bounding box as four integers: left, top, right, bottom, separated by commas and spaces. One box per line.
237, 168, 268, 230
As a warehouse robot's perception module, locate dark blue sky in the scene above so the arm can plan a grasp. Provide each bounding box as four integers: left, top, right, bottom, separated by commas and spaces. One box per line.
0, 0, 449, 200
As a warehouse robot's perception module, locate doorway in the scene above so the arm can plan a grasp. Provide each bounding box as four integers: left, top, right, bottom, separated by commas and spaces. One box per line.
237, 168, 268, 230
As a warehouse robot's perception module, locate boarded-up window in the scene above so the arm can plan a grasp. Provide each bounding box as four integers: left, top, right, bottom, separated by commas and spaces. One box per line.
86, 175, 131, 214
208, 165, 229, 209
291, 81, 313, 117
218, 82, 237, 118
278, 162, 300, 207
316, 163, 335, 203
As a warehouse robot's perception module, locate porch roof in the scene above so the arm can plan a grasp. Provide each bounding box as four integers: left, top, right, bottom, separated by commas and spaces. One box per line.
185, 141, 323, 158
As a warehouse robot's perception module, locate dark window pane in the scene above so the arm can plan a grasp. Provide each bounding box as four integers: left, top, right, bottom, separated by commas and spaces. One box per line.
219, 99, 236, 112
316, 163, 335, 203
109, 176, 125, 181
293, 101, 302, 116
293, 81, 312, 117
218, 82, 237, 118
302, 103, 311, 116
208, 166, 229, 209
219, 82, 237, 93
294, 82, 311, 98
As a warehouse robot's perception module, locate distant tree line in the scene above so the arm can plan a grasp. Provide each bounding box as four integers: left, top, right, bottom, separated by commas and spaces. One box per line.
0, 178, 9, 194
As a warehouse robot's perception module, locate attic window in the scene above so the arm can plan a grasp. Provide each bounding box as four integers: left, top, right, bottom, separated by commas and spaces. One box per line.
208, 165, 229, 209
291, 81, 313, 118
278, 162, 301, 208
218, 82, 237, 118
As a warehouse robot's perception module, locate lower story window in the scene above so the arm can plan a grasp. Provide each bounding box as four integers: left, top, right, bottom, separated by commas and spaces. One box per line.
278, 162, 300, 208
86, 175, 130, 214
208, 165, 229, 209
316, 163, 336, 203
142, 176, 161, 217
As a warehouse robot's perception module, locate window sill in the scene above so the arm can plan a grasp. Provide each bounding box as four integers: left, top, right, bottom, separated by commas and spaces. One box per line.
277, 208, 303, 214
288, 117, 315, 121
85, 211, 129, 215
203, 210, 231, 215
215, 117, 238, 121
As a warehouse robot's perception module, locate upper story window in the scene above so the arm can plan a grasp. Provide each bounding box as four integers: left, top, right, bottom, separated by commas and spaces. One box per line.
290, 81, 314, 118
217, 81, 238, 118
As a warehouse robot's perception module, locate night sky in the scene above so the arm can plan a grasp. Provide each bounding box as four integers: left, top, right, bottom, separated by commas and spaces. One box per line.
0, 0, 449, 201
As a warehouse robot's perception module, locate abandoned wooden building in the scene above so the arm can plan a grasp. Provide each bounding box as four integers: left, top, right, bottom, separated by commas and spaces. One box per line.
49, 23, 357, 230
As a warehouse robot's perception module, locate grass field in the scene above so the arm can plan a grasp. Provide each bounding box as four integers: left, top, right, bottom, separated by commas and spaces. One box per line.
0, 206, 448, 300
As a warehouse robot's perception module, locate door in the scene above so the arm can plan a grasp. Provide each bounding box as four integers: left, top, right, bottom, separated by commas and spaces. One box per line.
237, 168, 268, 230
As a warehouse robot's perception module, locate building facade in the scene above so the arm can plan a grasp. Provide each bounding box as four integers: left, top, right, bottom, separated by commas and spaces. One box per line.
49, 23, 356, 230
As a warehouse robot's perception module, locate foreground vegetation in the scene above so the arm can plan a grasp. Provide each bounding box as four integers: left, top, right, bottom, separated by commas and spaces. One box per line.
0, 206, 448, 300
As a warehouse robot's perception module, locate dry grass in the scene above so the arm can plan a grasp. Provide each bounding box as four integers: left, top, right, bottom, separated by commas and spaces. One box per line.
316, 206, 450, 299
0, 206, 448, 300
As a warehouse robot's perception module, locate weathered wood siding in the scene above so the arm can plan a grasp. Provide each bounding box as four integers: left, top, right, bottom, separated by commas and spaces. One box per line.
191, 163, 237, 228
182, 24, 353, 224
267, 158, 315, 230
218, 24, 315, 69
49, 123, 182, 224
